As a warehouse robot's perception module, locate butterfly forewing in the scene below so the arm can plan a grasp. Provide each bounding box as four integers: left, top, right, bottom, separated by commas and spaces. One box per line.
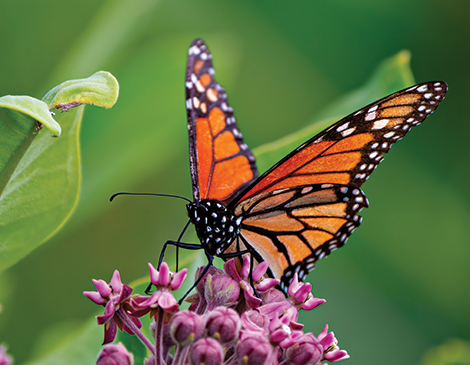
186, 39, 258, 205
226, 81, 447, 291
233, 82, 448, 203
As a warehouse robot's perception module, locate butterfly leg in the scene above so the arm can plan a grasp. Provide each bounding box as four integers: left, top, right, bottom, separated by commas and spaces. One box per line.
178, 253, 214, 305
218, 249, 249, 259
146, 240, 204, 295
157, 219, 192, 271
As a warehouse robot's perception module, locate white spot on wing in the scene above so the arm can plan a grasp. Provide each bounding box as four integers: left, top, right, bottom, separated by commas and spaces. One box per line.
372, 119, 389, 130
342, 128, 355, 136
365, 111, 376, 121
337, 122, 350, 132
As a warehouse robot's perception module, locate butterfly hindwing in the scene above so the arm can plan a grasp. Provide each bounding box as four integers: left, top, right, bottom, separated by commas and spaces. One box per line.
186, 39, 258, 205
226, 184, 368, 291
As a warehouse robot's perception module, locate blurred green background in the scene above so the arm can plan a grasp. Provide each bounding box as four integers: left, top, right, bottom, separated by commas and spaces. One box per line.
0, 0, 469, 364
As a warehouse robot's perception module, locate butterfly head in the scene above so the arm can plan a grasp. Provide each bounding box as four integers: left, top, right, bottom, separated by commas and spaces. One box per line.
187, 200, 241, 256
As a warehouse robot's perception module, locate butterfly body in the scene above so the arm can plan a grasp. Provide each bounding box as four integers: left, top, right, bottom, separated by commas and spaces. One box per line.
187, 199, 241, 256
183, 38, 447, 293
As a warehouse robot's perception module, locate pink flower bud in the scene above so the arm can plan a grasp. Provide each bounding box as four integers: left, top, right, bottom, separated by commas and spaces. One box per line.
236, 334, 273, 365
206, 307, 240, 343
241, 310, 270, 333
170, 310, 204, 347
284, 333, 322, 365
96, 342, 134, 365
203, 271, 240, 309
189, 337, 224, 365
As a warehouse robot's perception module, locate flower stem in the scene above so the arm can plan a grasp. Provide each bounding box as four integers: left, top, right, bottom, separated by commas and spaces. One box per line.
154, 308, 165, 365
116, 308, 155, 355
172, 345, 189, 365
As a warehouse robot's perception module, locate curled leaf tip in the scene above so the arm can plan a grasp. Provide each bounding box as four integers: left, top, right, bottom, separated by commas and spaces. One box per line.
42, 71, 119, 112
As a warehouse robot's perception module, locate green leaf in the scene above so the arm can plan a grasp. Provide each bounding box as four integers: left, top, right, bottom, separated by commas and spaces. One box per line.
420, 338, 470, 365
0, 95, 61, 136
42, 71, 119, 111
253, 50, 415, 173
24, 320, 102, 365
0, 107, 82, 273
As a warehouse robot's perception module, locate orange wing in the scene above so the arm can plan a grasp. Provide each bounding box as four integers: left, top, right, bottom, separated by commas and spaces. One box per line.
233, 82, 447, 203
226, 81, 447, 290
186, 39, 258, 205
226, 184, 367, 291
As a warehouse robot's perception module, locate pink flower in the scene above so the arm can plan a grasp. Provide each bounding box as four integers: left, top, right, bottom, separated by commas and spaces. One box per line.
131, 263, 186, 318
83, 270, 142, 344
288, 273, 326, 311
0, 344, 13, 365
224, 256, 279, 309
318, 325, 350, 362
85, 260, 350, 364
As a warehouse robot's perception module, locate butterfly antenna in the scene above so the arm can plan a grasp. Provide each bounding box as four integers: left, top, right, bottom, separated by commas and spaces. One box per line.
110, 192, 192, 203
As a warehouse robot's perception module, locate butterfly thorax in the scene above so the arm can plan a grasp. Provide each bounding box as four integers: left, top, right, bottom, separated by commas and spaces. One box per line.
186, 200, 241, 256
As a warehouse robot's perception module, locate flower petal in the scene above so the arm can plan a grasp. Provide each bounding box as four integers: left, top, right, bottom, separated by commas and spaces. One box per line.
240, 255, 251, 279
158, 292, 179, 312
287, 273, 301, 297
93, 279, 112, 297
83, 291, 105, 305
325, 349, 350, 362
223, 258, 242, 282
148, 263, 159, 286
252, 260, 269, 282
302, 297, 326, 311
110, 270, 123, 293
103, 320, 118, 344
158, 262, 171, 286
171, 268, 188, 290
293, 282, 312, 303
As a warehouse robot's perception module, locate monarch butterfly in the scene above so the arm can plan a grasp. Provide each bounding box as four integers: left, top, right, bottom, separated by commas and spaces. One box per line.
165, 39, 447, 293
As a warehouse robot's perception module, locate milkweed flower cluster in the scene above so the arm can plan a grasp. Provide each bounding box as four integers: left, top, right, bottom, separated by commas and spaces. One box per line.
0, 344, 13, 365
84, 257, 349, 365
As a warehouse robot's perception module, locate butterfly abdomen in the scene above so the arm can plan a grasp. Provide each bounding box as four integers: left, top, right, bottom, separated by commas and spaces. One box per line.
187, 200, 241, 256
